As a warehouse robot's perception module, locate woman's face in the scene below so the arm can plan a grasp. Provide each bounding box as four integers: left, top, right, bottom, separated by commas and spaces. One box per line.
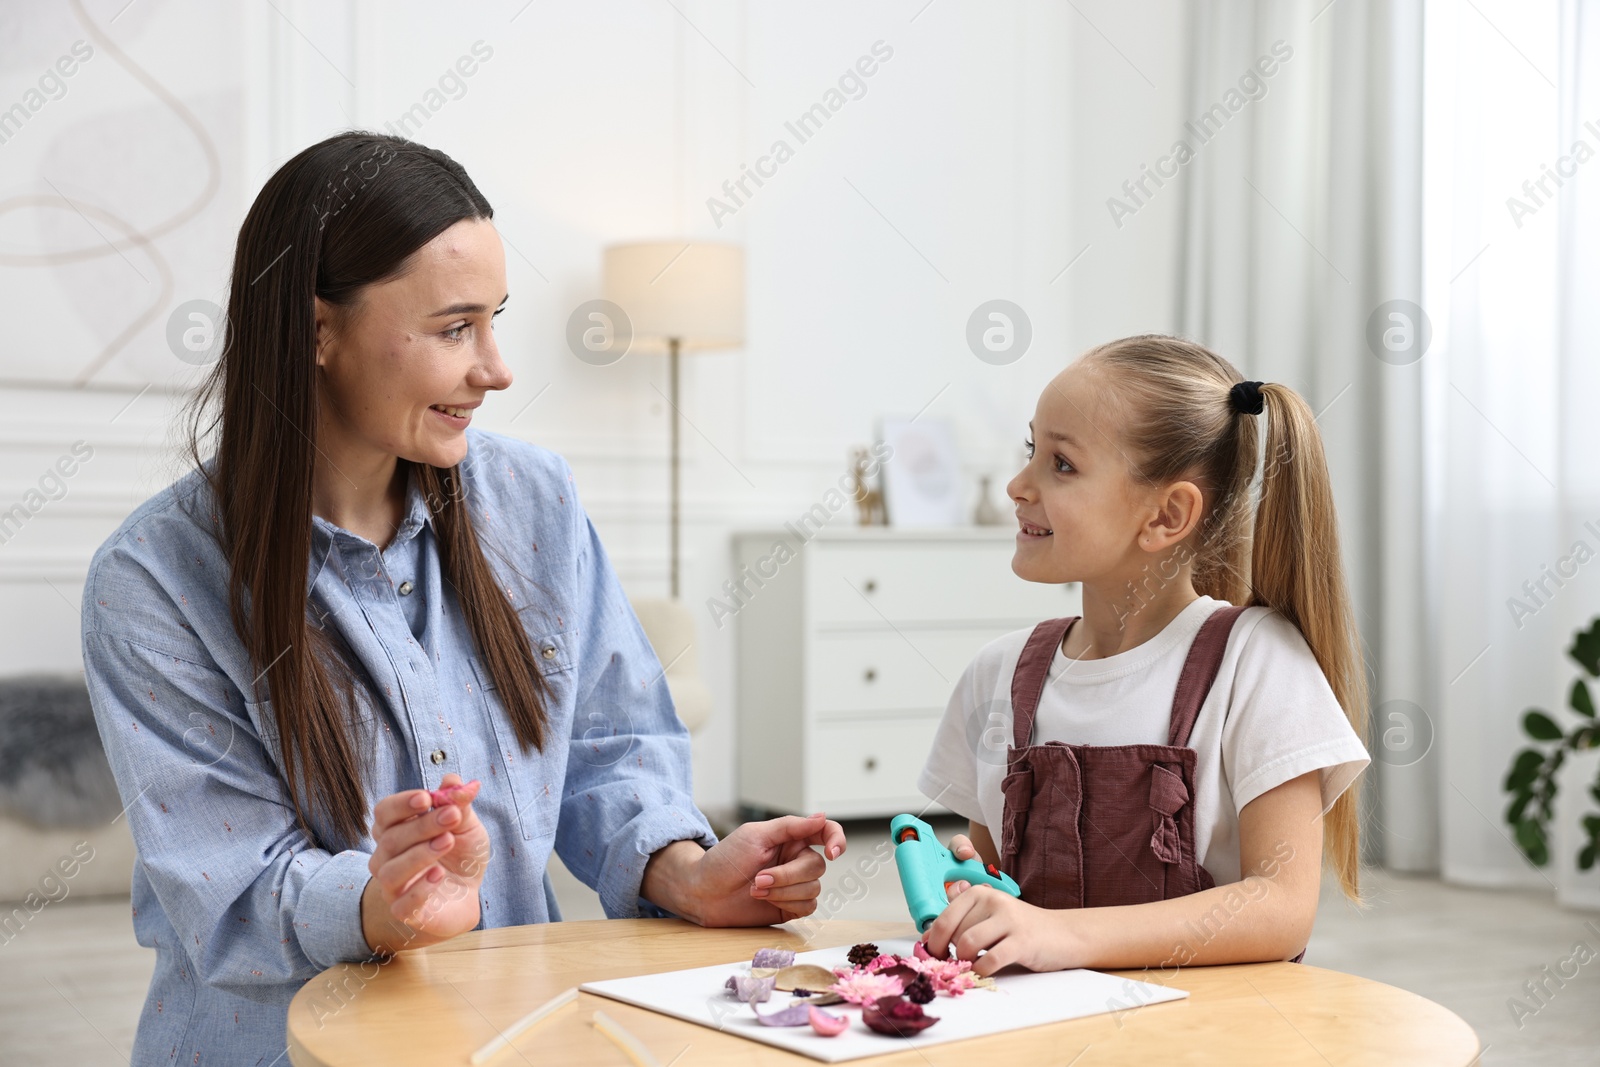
1006, 361, 1155, 585
314, 217, 512, 471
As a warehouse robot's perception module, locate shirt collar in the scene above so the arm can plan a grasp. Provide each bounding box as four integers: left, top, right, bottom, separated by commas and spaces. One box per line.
308, 462, 435, 591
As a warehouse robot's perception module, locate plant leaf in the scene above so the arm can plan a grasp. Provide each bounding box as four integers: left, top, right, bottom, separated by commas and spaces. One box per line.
1580, 843, 1597, 871
1514, 818, 1549, 866
1507, 791, 1534, 824
1583, 814, 1600, 838
1525, 711, 1564, 742
1505, 749, 1544, 792
1571, 617, 1600, 677
1572, 680, 1596, 719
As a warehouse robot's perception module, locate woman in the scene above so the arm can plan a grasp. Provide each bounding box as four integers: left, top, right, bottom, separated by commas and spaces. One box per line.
81, 132, 845, 1066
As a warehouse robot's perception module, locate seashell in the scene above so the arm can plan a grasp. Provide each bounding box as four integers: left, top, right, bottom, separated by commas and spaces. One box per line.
774, 964, 838, 993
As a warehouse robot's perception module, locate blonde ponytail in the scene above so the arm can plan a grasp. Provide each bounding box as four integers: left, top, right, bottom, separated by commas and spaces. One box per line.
1084, 336, 1370, 901
1251, 383, 1369, 901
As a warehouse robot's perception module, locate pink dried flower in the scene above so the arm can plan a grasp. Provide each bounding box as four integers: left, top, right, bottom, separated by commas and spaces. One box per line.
829, 970, 905, 1006
862, 995, 940, 1036
808, 1005, 848, 1037
905, 955, 977, 995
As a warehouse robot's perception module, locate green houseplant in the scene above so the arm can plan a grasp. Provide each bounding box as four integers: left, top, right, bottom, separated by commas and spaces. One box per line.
1504, 617, 1600, 869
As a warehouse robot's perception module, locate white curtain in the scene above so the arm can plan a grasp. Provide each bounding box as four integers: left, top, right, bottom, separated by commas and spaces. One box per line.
1174, 0, 1600, 904
1170, 1, 1430, 870
1427, 0, 1600, 906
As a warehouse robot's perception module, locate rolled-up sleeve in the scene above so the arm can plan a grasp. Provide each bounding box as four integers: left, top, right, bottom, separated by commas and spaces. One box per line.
82, 627, 378, 999
550, 460, 718, 919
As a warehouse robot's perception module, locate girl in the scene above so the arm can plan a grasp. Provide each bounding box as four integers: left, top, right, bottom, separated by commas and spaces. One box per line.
80, 132, 845, 1066
917, 336, 1370, 975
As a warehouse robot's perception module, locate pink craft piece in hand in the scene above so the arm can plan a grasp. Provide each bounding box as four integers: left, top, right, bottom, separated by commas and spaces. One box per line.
427, 779, 481, 809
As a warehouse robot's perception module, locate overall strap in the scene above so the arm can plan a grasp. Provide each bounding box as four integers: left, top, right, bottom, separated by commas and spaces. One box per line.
1010, 617, 1077, 750
1168, 604, 1249, 748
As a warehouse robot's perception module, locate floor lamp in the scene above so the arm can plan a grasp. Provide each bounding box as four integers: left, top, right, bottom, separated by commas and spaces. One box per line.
603, 242, 745, 600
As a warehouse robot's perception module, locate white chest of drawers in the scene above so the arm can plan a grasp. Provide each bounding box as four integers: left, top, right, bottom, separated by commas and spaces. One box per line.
731, 527, 1080, 819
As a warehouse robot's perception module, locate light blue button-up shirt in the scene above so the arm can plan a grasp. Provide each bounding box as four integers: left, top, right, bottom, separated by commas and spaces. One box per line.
81, 427, 718, 1067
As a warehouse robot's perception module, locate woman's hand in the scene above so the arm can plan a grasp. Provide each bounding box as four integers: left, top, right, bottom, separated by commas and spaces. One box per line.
920, 884, 1078, 977
362, 773, 490, 954
641, 812, 847, 927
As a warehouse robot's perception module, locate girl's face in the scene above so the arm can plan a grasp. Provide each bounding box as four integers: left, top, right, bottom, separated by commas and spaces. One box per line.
314, 218, 513, 470
1006, 361, 1170, 585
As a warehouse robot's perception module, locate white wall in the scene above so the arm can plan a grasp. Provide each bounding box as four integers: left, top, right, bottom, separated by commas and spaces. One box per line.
0, 0, 1189, 821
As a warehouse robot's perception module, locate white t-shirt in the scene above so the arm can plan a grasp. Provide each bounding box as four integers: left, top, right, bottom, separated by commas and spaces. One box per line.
917, 595, 1370, 887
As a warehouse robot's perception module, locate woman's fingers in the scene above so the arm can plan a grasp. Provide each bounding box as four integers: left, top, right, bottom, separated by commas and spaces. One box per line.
760, 813, 848, 860
376, 831, 457, 900
372, 777, 481, 837
371, 788, 434, 838
751, 848, 825, 892
750, 878, 821, 903
429, 776, 482, 810
369, 803, 461, 875
388, 863, 450, 925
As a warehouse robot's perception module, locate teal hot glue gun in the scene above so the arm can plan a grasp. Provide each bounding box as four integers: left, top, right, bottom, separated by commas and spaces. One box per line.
890, 813, 1021, 932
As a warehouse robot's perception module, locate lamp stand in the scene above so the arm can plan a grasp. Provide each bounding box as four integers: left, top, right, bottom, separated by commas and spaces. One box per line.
669, 336, 681, 600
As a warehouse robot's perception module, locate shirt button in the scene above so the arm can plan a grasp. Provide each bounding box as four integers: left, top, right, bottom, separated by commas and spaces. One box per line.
430, 749, 447, 765
541, 645, 557, 660
398, 580, 414, 596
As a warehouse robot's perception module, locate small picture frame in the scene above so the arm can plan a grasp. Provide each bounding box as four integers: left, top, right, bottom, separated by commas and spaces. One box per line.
879, 417, 964, 527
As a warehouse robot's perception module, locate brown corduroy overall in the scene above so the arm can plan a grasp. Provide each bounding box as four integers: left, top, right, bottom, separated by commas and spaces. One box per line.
993, 603, 1308, 963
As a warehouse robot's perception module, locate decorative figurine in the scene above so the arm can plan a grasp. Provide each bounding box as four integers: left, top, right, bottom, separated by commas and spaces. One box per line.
972, 474, 1003, 525
850, 447, 887, 526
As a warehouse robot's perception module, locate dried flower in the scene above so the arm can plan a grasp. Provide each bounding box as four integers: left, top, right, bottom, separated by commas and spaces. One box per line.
725, 974, 776, 1002
862, 995, 939, 1037
754, 1000, 813, 1026
905, 974, 935, 1004
829, 970, 904, 1006
752, 948, 796, 969
905, 954, 977, 995
808, 1005, 848, 1037
846, 942, 880, 968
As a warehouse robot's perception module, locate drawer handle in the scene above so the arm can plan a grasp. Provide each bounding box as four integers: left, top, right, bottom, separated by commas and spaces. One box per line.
864, 757, 877, 772
863, 579, 877, 594
863, 668, 877, 683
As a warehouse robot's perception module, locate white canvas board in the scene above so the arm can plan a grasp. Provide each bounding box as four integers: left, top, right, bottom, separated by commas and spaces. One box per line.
579, 939, 1188, 1063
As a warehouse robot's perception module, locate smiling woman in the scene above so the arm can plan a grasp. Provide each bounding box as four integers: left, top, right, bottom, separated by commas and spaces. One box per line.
78, 131, 847, 1067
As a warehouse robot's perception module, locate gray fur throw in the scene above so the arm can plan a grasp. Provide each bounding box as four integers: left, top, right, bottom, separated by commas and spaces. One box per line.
0, 674, 121, 827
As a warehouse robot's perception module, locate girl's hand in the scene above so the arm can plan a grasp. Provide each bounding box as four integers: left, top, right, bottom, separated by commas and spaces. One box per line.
920, 885, 1079, 977
944, 832, 980, 897
364, 773, 490, 950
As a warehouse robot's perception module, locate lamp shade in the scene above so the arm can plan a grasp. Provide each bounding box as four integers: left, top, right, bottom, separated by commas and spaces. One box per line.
602, 242, 745, 351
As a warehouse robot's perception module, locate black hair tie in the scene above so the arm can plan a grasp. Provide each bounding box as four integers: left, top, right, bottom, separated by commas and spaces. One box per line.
1229, 380, 1265, 416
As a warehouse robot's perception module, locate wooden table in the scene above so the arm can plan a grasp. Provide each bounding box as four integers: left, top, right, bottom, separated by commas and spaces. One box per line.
287, 919, 1480, 1066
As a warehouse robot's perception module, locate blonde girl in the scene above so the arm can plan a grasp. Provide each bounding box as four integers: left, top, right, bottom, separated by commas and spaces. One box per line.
918, 335, 1369, 974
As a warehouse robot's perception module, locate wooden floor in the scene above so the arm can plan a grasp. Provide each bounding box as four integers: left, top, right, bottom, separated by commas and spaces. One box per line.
3, 821, 1594, 1065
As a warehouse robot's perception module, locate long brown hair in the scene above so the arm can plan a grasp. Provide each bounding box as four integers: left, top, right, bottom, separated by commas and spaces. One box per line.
1083, 334, 1369, 900
180, 132, 550, 847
